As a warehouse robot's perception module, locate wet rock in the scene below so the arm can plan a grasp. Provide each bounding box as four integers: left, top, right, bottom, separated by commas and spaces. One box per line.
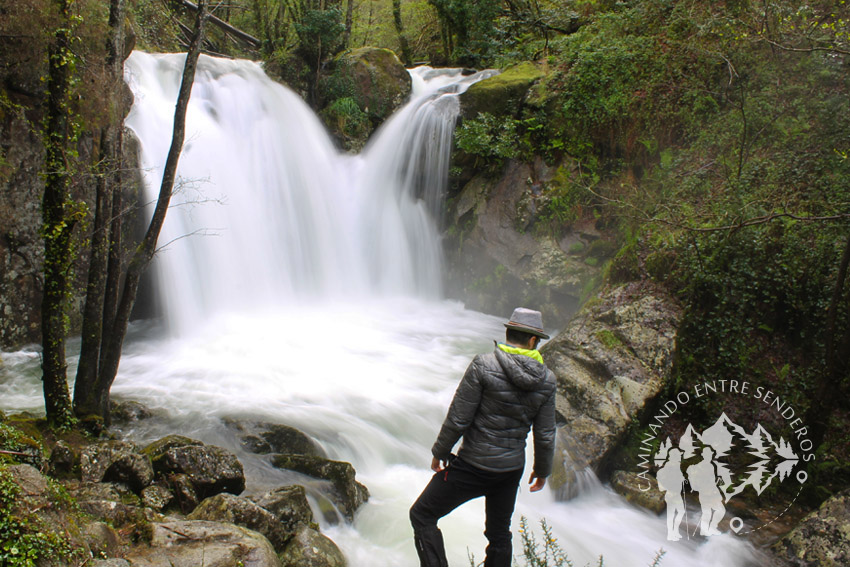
224, 418, 326, 457
110, 400, 153, 423
123, 520, 283, 567
542, 282, 682, 496
142, 435, 203, 458
271, 454, 368, 522
146, 436, 245, 499
771, 489, 850, 566
280, 526, 347, 567
251, 485, 316, 534
609, 470, 665, 514
444, 159, 599, 328
188, 493, 291, 552
81, 440, 154, 493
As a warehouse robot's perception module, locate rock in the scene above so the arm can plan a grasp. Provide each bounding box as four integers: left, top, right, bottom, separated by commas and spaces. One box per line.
224, 418, 326, 457
123, 520, 284, 567
542, 282, 682, 496
70, 482, 145, 527
81, 440, 154, 493
82, 521, 122, 559
321, 47, 412, 150
168, 473, 200, 514
459, 62, 544, 120
251, 485, 316, 534
444, 159, 601, 328
188, 493, 291, 552
49, 439, 77, 477
142, 435, 204, 458
271, 455, 368, 522
609, 470, 665, 514
771, 489, 850, 566
110, 400, 153, 423
280, 526, 347, 567
91, 560, 130, 567
146, 436, 245, 500
141, 482, 174, 511
3, 465, 121, 559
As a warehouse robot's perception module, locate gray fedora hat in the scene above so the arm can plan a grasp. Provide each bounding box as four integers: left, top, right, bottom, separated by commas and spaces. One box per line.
504, 307, 550, 339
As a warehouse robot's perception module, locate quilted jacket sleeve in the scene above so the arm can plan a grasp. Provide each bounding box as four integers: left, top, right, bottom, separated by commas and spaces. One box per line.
531, 369, 557, 477
431, 357, 484, 460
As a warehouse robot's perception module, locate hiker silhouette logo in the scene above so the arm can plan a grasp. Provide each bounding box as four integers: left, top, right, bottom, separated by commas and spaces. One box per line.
633, 381, 814, 540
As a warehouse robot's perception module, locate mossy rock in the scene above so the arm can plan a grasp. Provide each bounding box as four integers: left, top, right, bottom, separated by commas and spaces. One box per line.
460, 62, 545, 120
327, 47, 411, 126
270, 454, 368, 522
142, 435, 203, 460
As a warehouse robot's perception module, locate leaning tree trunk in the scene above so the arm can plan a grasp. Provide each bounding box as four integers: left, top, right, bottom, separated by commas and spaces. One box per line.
93, 0, 209, 425
41, 0, 77, 429
74, 0, 125, 421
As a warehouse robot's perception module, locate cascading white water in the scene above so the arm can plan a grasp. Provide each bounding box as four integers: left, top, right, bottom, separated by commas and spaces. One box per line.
124, 53, 494, 332
0, 53, 766, 567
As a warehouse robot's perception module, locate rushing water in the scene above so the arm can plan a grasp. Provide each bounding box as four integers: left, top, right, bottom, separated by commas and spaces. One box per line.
0, 52, 766, 566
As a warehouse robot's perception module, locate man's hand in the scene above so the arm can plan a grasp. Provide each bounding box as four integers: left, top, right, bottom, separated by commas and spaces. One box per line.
528, 472, 546, 492
431, 457, 447, 472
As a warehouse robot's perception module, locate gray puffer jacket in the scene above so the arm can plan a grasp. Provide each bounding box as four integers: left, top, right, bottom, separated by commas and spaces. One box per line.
432, 345, 557, 477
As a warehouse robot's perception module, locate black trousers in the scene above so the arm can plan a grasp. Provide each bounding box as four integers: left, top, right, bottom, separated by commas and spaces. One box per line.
409, 457, 524, 567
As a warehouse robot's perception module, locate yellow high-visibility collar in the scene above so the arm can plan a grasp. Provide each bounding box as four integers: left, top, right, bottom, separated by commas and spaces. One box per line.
497, 343, 544, 364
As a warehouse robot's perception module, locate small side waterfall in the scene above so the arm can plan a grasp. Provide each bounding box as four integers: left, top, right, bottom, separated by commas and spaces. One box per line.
123, 53, 493, 333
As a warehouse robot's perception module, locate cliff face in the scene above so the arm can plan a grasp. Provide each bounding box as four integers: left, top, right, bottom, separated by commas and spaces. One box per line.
0, 7, 139, 350
0, 97, 46, 347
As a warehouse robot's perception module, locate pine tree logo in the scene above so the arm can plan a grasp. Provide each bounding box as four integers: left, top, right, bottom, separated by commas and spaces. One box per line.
653, 413, 806, 541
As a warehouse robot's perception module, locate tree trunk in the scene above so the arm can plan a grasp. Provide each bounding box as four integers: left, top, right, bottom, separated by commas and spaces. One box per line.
41, 0, 77, 429
392, 0, 412, 66
806, 233, 850, 450
74, 0, 125, 421
93, 0, 209, 425
343, 0, 353, 48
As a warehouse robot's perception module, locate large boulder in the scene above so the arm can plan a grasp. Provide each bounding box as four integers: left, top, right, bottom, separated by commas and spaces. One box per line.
542, 282, 682, 496
188, 493, 291, 553
271, 455, 368, 522
280, 526, 347, 567
145, 436, 245, 500
81, 440, 154, 493
459, 62, 544, 120
444, 158, 604, 329
321, 47, 412, 151
771, 489, 850, 566
123, 520, 283, 567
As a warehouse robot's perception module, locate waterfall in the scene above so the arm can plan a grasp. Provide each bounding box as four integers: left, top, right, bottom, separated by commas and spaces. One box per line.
123, 53, 493, 333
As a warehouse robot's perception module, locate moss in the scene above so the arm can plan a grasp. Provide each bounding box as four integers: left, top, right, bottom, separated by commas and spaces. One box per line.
595, 329, 623, 349
460, 62, 545, 119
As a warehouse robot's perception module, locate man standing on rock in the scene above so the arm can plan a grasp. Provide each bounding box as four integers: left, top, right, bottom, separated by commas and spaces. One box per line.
410, 307, 557, 567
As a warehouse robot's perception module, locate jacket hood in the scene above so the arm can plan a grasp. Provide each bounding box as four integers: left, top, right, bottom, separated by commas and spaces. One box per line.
494, 346, 548, 391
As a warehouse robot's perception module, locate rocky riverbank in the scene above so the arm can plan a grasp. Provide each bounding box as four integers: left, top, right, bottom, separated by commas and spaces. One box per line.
0, 405, 367, 566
